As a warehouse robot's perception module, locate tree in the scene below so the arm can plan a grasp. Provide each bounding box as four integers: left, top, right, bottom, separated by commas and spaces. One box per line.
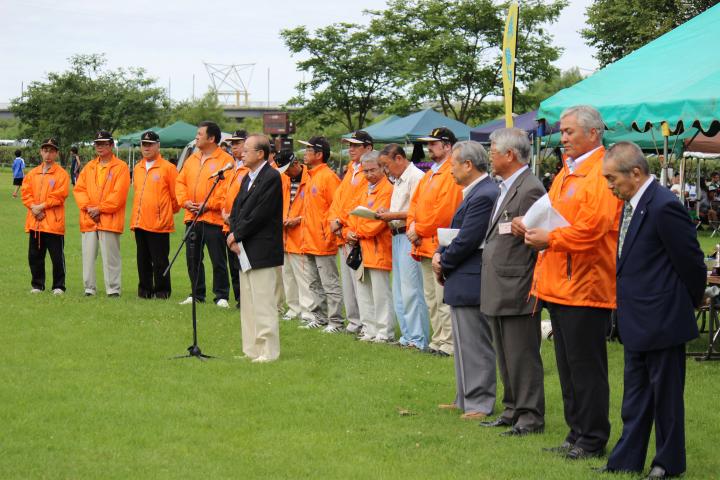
166, 90, 238, 131
368, 0, 567, 124
11, 54, 167, 147
581, 0, 717, 67
281, 23, 397, 131
515, 67, 585, 113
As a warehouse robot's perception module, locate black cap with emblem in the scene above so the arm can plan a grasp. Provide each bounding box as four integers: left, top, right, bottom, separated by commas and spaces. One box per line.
140, 130, 160, 143
94, 130, 114, 143
417, 127, 458, 145
40, 137, 60, 150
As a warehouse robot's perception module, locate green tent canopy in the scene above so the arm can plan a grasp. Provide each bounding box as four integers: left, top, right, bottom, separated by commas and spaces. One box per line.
539, 3, 720, 135
344, 109, 471, 143
542, 126, 694, 154
341, 115, 401, 139
155, 121, 198, 148
117, 126, 161, 146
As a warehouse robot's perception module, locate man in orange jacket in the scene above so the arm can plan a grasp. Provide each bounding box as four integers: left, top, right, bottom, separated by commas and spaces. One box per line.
329, 130, 372, 333
298, 136, 344, 332
407, 127, 463, 356
176, 121, 233, 307
345, 151, 396, 342
74, 131, 131, 297
221, 130, 249, 308
21, 137, 70, 294
278, 150, 310, 322
130, 131, 180, 299
519, 105, 622, 460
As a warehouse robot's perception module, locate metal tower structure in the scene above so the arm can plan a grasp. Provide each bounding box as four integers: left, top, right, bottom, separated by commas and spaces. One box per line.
204, 62, 255, 107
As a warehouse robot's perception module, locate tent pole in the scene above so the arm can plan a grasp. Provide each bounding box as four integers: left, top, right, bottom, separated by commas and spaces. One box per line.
661, 122, 670, 187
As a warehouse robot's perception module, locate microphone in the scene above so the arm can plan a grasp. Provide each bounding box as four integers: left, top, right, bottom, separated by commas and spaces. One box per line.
209, 162, 234, 178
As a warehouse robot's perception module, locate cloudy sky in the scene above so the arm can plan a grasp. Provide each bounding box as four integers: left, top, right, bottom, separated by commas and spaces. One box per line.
1, 0, 598, 105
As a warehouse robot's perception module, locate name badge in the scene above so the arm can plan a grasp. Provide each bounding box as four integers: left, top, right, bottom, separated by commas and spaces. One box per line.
499, 222, 512, 235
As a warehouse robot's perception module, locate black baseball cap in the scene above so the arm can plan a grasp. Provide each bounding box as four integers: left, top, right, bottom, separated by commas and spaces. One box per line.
228, 129, 247, 141
298, 136, 331, 156
417, 127, 458, 145
275, 150, 296, 175
94, 130, 114, 143
342, 130, 373, 146
140, 131, 159, 143
40, 137, 60, 150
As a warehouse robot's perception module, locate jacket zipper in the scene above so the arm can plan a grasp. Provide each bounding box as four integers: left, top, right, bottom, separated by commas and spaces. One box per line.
566, 253, 572, 280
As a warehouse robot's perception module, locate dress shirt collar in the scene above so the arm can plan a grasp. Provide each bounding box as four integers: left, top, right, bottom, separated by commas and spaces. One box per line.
431, 157, 448, 173
248, 161, 267, 180
499, 165, 527, 193
629, 176, 655, 211
568, 145, 602, 170
462, 173, 487, 198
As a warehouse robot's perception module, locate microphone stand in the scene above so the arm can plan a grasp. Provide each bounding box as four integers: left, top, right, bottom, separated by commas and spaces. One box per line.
165, 169, 227, 360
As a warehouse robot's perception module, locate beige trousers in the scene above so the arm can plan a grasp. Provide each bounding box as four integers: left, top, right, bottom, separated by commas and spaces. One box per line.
355, 267, 395, 340
420, 257, 454, 354
283, 253, 314, 319
82, 230, 122, 295
240, 267, 280, 360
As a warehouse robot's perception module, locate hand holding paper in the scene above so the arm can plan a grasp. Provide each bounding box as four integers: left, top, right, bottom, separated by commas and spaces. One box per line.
349, 206, 378, 220
522, 194, 570, 231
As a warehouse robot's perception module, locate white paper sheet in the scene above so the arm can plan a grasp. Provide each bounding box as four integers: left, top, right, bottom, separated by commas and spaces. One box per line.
237, 242, 252, 272
438, 228, 460, 247
349, 206, 377, 220
522, 194, 570, 231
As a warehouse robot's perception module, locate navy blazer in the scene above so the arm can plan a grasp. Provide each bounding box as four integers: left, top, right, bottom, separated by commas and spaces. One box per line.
229, 162, 284, 270
616, 180, 705, 351
440, 176, 499, 306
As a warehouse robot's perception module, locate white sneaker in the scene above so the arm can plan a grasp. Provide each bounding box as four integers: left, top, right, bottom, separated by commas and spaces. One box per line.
252, 356, 272, 363
300, 320, 325, 330
322, 325, 344, 334
358, 334, 375, 342
346, 323, 362, 334
373, 336, 392, 344
216, 299, 230, 308
30, 288, 42, 294
52, 288, 64, 295
179, 296, 194, 305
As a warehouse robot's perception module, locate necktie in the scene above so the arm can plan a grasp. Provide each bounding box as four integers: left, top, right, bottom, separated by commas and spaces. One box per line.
567, 159, 576, 173
618, 201, 633, 256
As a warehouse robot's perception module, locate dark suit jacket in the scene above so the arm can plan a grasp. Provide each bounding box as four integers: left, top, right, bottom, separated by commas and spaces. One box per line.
616, 180, 705, 351
439, 176, 499, 307
481, 168, 545, 317
229, 162, 284, 269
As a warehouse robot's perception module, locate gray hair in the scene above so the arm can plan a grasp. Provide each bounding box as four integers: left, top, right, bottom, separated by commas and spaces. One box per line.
560, 105, 605, 140
360, 150, 380, 166
489, 128, 531, 164
452, 140, 488, 172
604, 141, 649, 175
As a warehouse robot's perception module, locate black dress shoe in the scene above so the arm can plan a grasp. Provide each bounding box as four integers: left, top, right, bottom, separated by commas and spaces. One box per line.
436, 350, 451, 357
500, 425, 544, 437
543, 441, 574, 453
565, 446, 605, 460
479, 417, 512, 428
646, 466, 667, 479
428, 348, 439, 355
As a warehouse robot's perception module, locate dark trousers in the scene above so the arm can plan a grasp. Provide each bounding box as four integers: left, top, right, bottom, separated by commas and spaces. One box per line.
226, 242, 240, 303
547, 302, 611, 451
607, 344, 687, 476
135, 229, 171, 299
28, 231, 65, 291
487, 312, 545, 429
185, 221, 229, 303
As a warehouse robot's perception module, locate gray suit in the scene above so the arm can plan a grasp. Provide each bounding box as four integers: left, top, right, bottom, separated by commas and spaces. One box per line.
481, 167, 546, 429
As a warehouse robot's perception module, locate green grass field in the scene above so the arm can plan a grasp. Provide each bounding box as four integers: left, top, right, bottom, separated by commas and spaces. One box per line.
1, 168, 718, 479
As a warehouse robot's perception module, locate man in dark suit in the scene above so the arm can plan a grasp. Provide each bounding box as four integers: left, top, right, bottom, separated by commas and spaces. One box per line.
432, 140, 499, 420
599, 142, 705, 479
479, 128, 547, 436
227, 134, 284, 363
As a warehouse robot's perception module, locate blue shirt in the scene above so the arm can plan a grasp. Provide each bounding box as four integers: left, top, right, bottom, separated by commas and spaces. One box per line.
12, 157, 25, 179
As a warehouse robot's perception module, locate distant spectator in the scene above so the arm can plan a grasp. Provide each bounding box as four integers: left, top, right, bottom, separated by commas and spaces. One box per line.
69, 146, 82, 186
12, 149, 25, 198
710, 171, 720, 190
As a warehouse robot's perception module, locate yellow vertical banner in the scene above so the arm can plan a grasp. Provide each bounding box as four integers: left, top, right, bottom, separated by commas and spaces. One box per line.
502, 1, 519, 128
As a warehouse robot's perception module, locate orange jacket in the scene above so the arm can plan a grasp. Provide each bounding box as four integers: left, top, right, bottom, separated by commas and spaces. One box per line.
301, 162, 341, 256
531, 146, 622, 309
73, 155, 131, 233
221, 163, 249, 234
130, 156, 180, 233
406, 159, 463, 259
21, 162, 70, 235
282, 165, 310, 255
346, 176, 393, 271
329, 161, 368, 245
176, 146, 233, 226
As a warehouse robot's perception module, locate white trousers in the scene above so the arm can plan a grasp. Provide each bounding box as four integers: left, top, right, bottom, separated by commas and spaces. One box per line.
339, 244, 361, 327
82, 230, 122, 295
240, 267, 280, 361
355, 267, 395, 340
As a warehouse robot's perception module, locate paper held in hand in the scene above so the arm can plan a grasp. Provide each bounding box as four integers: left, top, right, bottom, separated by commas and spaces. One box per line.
522, 194, 570, 231
237, 242, 252, 272
438, 228, 460, 247
349, 206, 378, 220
